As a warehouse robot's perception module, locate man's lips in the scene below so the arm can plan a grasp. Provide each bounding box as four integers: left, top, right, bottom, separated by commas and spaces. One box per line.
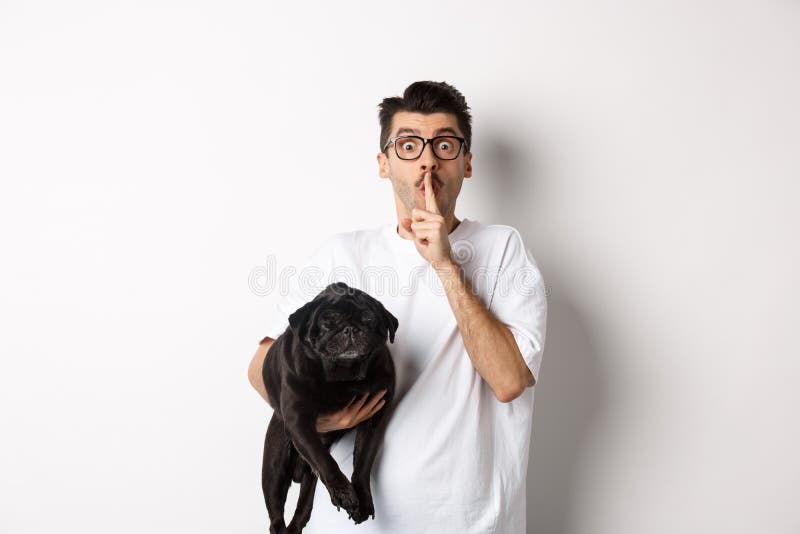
418, 182, 440, 195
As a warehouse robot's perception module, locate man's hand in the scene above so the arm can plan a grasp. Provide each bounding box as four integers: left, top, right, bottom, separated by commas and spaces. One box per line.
248, 337, 387, 432
316, 390, 387, 433
400, 171, 454, 269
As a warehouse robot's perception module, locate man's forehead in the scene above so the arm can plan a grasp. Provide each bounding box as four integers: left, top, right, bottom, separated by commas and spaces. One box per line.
391, 111, 462, 136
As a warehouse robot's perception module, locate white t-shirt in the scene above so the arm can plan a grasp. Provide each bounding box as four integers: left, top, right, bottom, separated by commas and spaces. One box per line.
261, 217, 548, 534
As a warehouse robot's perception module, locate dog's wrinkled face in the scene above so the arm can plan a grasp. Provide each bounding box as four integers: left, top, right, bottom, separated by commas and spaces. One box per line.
288, 282, 398, 381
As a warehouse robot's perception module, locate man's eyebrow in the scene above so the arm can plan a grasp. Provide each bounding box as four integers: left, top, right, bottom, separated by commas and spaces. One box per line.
394, 127, 460, 137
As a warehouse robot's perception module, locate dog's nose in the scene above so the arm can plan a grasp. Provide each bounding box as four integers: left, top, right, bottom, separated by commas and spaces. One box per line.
342, 325, 355, 338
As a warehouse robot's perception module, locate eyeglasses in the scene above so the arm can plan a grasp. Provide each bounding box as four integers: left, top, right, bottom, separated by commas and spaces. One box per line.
382, 135, 468, 160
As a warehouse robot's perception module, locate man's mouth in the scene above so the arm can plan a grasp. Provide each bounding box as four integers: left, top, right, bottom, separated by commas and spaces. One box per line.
418, 182, 440, 195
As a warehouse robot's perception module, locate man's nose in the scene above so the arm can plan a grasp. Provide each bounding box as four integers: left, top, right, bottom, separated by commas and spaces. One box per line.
418, 141, 439, 171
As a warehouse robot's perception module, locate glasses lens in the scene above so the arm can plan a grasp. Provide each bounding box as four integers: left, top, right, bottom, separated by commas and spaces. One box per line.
393, 136, 463, 160
395, 136, 423, 159
432, 137, 462, 160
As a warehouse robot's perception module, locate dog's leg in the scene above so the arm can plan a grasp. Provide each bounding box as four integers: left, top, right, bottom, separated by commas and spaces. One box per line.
281, 404, 359, 519
350, 393, 394, 524
286, 463, 318, 534
262, 415, 293, 534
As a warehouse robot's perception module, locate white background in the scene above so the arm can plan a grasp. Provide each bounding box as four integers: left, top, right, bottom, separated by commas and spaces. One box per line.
1, 1, 798, 533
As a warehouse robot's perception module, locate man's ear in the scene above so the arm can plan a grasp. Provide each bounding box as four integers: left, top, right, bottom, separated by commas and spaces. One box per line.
377, 152, 390, 179
464, 151, 473, 178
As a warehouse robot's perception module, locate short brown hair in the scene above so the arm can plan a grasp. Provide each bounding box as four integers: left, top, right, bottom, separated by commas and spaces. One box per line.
378, 81, 472, 153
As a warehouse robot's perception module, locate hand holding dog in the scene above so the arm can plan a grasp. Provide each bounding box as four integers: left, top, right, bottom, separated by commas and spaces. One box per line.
316, 390, 387, 433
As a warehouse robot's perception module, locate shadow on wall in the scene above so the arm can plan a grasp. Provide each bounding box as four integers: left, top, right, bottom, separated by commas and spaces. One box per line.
478, 132, 610, 534
525, 294, 607, 534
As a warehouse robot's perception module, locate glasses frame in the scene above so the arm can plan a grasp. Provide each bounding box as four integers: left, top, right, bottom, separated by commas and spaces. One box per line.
382, 135, 468, 161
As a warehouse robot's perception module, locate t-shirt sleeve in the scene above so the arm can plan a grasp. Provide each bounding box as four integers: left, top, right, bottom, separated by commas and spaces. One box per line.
487, 228, 548, 387
260, 237, 337, 341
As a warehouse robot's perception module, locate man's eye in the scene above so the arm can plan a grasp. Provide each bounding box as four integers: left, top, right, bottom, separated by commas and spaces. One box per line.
437, 141, 452, 151
401, 142, 416, 151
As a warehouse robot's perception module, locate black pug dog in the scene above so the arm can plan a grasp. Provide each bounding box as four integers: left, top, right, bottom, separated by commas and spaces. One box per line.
261, 282, 398, 534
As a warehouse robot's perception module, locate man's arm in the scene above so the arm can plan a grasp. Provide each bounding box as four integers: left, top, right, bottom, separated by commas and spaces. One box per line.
433, 259, 534, 403
401, 171, 534, 402
404, 173, 536, 403
248, 336, 275, 407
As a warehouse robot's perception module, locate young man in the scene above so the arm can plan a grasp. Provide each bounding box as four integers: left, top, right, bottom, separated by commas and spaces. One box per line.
248, 81, 547, 533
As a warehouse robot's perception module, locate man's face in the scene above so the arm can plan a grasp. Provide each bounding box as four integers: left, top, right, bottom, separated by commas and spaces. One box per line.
377, 111, 472, 219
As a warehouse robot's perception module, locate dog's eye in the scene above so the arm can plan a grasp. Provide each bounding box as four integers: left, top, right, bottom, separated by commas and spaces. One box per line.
319, 311, 340, 329
361, 312, 376, 325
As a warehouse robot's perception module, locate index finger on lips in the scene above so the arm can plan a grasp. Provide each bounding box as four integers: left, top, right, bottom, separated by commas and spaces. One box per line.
424, 171, 438, 214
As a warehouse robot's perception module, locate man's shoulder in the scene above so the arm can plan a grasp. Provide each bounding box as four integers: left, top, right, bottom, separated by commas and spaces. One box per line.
473, 220, 524, 241
459, 220, 543, 278
317, 223, 385, 250
461, 220, 530, 254
307, 224, 388, 268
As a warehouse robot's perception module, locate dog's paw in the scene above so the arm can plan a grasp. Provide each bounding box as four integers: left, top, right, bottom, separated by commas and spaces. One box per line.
327, 478, 359, 518
350, 481, 375, 524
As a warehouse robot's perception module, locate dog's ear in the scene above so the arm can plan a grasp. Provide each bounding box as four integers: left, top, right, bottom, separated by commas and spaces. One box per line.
363, 295, 398, 344
288, 299, 320, 341
379, 303, 399, 343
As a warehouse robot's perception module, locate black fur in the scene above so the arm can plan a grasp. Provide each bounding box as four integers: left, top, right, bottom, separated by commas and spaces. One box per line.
261, 282, 397, 533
